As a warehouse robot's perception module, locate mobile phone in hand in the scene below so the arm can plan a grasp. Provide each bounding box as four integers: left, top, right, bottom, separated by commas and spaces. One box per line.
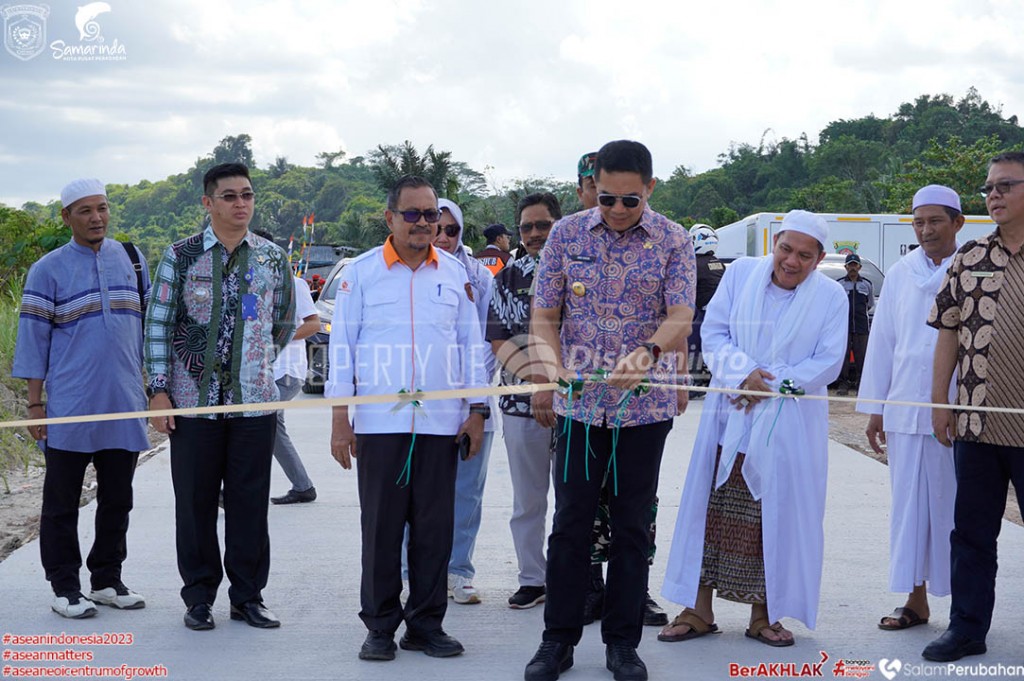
457, 433, 471, 460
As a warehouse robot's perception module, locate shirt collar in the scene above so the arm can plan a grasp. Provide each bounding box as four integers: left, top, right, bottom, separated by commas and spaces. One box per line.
201, 222, 255, 252
383, 235, 439, 269
991, 227, 1020, 255
588, 205, 655, 238
67, 237, 107, 255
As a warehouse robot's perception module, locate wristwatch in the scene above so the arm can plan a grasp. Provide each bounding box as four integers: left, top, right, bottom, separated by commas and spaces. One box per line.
469, 403, 491, 420
146, 386, 168, 399
640, 341, 662, 361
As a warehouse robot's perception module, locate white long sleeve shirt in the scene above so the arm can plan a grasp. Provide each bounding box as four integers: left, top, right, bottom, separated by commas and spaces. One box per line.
856, 245, 958, 434
324, 239, 490, 435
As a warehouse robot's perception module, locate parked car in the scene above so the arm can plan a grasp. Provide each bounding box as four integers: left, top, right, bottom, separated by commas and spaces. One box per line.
721, 253, 883, 308
302, 257, 352, 393
818, 253, 884, 312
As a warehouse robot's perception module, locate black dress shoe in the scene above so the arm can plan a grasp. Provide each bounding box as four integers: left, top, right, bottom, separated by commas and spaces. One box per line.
524, 641, 574, 681
642, 591, 669, 627
184, 603, 215, 631
606, 643, 648, 681
230, 601, 281, 628
922, 629, 986, 662
359, 630, 396, 661
398, 628, 464, 657
271, 487, 317, 505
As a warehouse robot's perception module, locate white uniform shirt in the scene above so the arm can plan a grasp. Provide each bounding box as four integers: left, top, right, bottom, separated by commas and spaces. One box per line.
274, 277, 318, 381
325, 240, 490, 435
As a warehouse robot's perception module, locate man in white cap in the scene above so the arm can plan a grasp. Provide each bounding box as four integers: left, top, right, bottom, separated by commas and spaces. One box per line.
13, 178, 150, 618
660, 210, 847, 647
857, 184, 962, 632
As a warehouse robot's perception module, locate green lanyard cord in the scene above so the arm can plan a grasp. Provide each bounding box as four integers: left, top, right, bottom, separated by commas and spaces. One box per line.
396, 432, 416, 487
391, 388, 425, 487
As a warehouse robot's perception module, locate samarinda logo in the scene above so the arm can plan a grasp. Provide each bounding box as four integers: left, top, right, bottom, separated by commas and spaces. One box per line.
0, 1, 126, 61
2, 3, 49, 61
50, 1, 126, 61
74, 1, 108, 40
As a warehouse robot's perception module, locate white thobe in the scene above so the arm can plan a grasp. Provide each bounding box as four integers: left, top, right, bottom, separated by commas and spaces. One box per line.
662, 256, 847, 629
856, 246, 957, 596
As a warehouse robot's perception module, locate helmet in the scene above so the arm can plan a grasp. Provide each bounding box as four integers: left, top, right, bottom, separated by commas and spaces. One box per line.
689, 224, 718, 255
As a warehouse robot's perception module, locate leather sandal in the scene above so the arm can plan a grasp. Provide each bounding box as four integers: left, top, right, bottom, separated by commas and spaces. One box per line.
878, 606, 928, 631
657, 609, 719, 642
745, 617, 795, 647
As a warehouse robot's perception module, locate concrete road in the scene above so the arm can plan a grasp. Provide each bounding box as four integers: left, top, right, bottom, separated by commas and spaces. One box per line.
2, 398, 1023, 680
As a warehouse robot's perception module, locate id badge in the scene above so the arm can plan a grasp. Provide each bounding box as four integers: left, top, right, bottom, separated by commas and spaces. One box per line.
241, 293, 259, 320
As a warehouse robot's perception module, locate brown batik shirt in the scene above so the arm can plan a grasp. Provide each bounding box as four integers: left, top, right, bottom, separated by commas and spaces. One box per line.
928, 230, 1024, 446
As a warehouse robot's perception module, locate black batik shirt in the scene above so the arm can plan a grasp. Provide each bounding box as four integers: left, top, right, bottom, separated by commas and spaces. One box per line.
486, 255, 537, 416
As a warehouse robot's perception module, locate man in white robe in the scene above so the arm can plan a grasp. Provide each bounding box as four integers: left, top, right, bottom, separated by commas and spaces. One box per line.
856, 185, 962, 630
661, 210, 847, 646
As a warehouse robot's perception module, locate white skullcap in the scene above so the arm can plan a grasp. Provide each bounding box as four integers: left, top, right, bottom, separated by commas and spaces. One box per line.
60, 178, 106, 208
437, 198, 463, 228
912, 184, 961, 212
779, 209, 828, 250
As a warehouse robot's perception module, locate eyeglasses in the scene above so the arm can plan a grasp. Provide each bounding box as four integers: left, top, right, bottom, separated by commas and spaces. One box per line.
597, 192, 642, 209
397, 209, 442, 224
979, 180, 1024, 197
213, 191, 256, 203
519, 220, 553, 233
436, 223, 461, 237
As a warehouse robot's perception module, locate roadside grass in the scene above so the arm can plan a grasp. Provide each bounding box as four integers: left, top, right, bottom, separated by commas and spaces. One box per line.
0, 280, 44, 492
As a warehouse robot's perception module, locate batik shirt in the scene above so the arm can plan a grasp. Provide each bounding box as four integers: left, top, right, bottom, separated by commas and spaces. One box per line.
533, 206, 696, 427
486, 254, 538, 417
13, 238, 150, 452
929, 230, 1024, 445
145, 225, 295, 418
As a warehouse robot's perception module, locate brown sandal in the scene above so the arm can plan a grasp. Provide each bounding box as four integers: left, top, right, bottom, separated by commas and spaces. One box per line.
745, 617, 795, 647
878, 607, 928, 631
657, 610, 719, 642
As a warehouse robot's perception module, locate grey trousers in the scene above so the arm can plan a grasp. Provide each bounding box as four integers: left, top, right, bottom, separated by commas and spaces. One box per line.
503, 413, 555, 587
272, 375, 314, 492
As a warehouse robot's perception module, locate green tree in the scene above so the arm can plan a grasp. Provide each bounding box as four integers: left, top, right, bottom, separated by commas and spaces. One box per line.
369, 141, 456, 197
787, 177, 867, 213
267, 156, 294, 179
881, 135, 1001, 214
710, 206, 740, 228
0, 206, 67, 292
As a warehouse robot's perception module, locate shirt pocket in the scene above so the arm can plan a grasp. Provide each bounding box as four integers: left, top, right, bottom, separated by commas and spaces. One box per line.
624, 271, 664, 321
183, 277, 214, 325
364, 290, 402, 332
565, 261, 600, 306
428, 284, 461, 332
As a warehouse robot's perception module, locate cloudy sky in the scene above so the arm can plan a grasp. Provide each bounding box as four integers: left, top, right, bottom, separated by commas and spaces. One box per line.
1, 0, 1020, 207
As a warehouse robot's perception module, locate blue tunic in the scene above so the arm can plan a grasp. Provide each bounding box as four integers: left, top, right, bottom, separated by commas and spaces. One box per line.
13, 238, 151, 453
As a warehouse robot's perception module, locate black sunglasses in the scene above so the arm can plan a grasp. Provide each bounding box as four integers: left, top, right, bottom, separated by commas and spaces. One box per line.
519, 220, 553, 233
436, 224, 461, 237
397, 209, 442, 224
597, 193, 642, 209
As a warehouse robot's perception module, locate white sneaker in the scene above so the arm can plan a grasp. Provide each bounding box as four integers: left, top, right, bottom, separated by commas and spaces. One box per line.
447, 574, 481, 604
51, 592, 98, 619
88, 582, 146, 610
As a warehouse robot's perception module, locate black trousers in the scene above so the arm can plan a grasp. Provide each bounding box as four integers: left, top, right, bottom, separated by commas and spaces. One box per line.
169, 415, 276, 607
40, 447, 139, 595
544, 417, 672, 647
949, 440, 1024, 641
840, 332, 869, 384
356, 433, 458, 635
